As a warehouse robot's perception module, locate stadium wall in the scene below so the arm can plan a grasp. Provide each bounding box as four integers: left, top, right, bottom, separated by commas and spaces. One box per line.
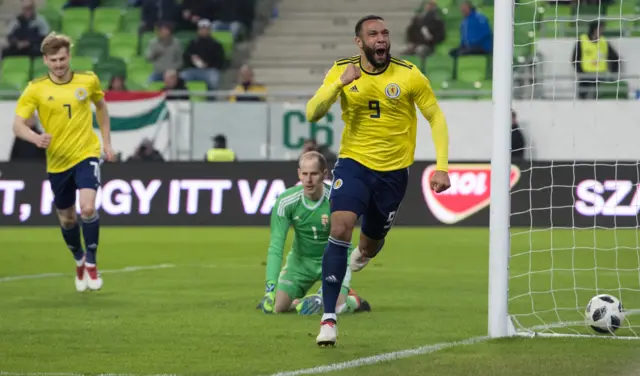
0, 161, 637, 228
1, 100, 639, 162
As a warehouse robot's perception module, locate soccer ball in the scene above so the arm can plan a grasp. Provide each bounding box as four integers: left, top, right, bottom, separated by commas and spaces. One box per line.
585, 294, 625, 334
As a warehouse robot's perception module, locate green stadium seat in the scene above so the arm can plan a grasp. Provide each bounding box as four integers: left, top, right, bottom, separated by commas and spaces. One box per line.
2, 56, 31, 74
139, 32, 155, 55
72, 56, 97, 71
1, 72, 30, 90
186, 81, 207, 101
95, 57, 127, 78
457, 55, 490, 82
592, 81, 630, 100
45, 0, 67, 11
39, 8, 62, 31
61, 8, 92, 41
74, 32, 109, 61
101, 0, 129, 7
212, 31, 234, 60
109, 32, 138, 61
439, 80, 478, 99
425, 55, 453, 74
425, 70, 452, 88
127, 57, 154, 86
32, 58, 48, 78
147, 81, 165, 91
93, 8, 124, 35
175, 31, 196, 49
0, 80, 21, 100
396, 55, 424, 71
121, 8, 142, 33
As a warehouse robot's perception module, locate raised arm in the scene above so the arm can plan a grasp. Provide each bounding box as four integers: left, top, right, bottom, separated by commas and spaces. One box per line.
265, 195, 292, 289
413, 70, 449, 172
306, 63, 346, 123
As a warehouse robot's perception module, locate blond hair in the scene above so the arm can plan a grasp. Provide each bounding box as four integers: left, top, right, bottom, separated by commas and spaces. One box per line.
299, 151, 327, 171
40, 32, 72, 56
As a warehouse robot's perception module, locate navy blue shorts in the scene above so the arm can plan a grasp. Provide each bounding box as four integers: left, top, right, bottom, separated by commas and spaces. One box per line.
48, 157, 101, 210
329, 158, 409, 240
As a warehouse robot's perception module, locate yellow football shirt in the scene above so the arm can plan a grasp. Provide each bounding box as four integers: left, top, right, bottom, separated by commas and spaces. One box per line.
15, 71, 104, 173
306, 56, 449, 172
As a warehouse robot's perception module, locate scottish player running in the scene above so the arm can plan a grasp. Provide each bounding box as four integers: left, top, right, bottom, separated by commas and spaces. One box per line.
306, 15, 452, 346
258, 151, 371, 315
13, 32, 115, 292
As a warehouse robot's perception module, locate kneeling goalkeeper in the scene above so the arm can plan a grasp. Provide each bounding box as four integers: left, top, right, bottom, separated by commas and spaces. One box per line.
258, 151, 371, 315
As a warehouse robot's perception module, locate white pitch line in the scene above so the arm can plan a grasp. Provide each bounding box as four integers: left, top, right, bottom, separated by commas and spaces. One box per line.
267, 335, 490, 376
0, 264, 176, 283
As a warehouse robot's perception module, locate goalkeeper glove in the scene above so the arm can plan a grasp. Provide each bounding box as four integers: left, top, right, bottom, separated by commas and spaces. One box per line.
256, 280, 277, 314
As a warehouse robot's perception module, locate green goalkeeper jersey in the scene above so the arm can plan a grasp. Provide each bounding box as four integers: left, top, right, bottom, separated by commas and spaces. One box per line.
266, 183, 333, 283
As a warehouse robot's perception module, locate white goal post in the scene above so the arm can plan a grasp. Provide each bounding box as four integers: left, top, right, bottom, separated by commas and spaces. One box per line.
488, 0, 640, 339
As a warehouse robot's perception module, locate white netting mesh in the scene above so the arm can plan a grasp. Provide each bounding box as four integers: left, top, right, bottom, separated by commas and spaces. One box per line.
508, 0, 640, 338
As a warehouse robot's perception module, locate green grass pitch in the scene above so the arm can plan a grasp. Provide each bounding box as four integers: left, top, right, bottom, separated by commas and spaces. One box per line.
1, 227, 639, 376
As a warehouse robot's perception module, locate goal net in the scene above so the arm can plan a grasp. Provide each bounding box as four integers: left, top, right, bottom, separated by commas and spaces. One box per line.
503, 0, 640, 338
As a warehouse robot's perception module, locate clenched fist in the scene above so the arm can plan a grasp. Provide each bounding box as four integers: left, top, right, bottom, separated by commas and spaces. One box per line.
430, 170, 451, 193
34, 133, 52, 149
340, 63, 361, 86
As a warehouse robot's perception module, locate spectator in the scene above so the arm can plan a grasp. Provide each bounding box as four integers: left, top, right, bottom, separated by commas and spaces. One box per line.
180, 19, 226, 90
571, 20, 620, 99
403, 0, 445, 57
205, 134, 236, 162
301, 139, 318, 154
10, 116, 46, 161
511, 110, 526, 162
108, 75, 128, 91
127, 138, 165, 162
140, 0, 180, 33
179, 0, 216, 30
2, 0, 49, 58
300, 139, 337, 165
146, 22, 183, 82
449, 1, 493, 58
229, 64, 266, 102
211, 0, 245, 40
162, 69, 190, 100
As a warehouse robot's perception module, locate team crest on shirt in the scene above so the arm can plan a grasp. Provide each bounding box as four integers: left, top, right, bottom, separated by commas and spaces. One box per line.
75, 87, 88, 100
321, 214, 329, 228
333, 179, 343, 190
385, 83, 401, 99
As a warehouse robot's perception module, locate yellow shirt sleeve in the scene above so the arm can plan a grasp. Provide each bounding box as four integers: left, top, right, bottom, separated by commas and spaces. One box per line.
412, 69, 449, 172
306, 63, 343, 123
15, 82, 38, 120
90, 72, 105, 104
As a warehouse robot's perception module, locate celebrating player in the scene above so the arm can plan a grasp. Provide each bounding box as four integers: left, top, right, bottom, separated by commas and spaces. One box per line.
12, 32, 115, 292
258, 151, 371, 315
306, 15, 451, 346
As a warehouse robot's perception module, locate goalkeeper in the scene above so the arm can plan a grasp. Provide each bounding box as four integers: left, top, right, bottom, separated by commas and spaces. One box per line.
258, 151, 371, 315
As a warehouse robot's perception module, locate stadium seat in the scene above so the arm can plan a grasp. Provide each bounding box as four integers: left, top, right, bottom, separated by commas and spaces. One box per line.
425, 55, 453, 74
120, 8, 142, 33
0, 81, 20, 100
127, 57, 154, 86
139, 32, 155, 55
593, 81, 630, 100
61, 8, 92, 41
212, 31, 234, 60
439, 80, 478, 99
397, 54, 423, 71
424, 70, 452, 89
186, 81, 207, 101
175, 31, 196, 49
109, 32, 138, 61
95, 57, 127, 78
93, 8, 124, 35
39, 8, 62, 31
2, 56, 31, 75
75, 32, 109, 61
1, 72, 30, 90
45, 0, 67, 11
457, 55, 490, 82
101, 0, 129, 8
72, 56, 96, 71
32, 58, 48, 78
147, 81, 165, 91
